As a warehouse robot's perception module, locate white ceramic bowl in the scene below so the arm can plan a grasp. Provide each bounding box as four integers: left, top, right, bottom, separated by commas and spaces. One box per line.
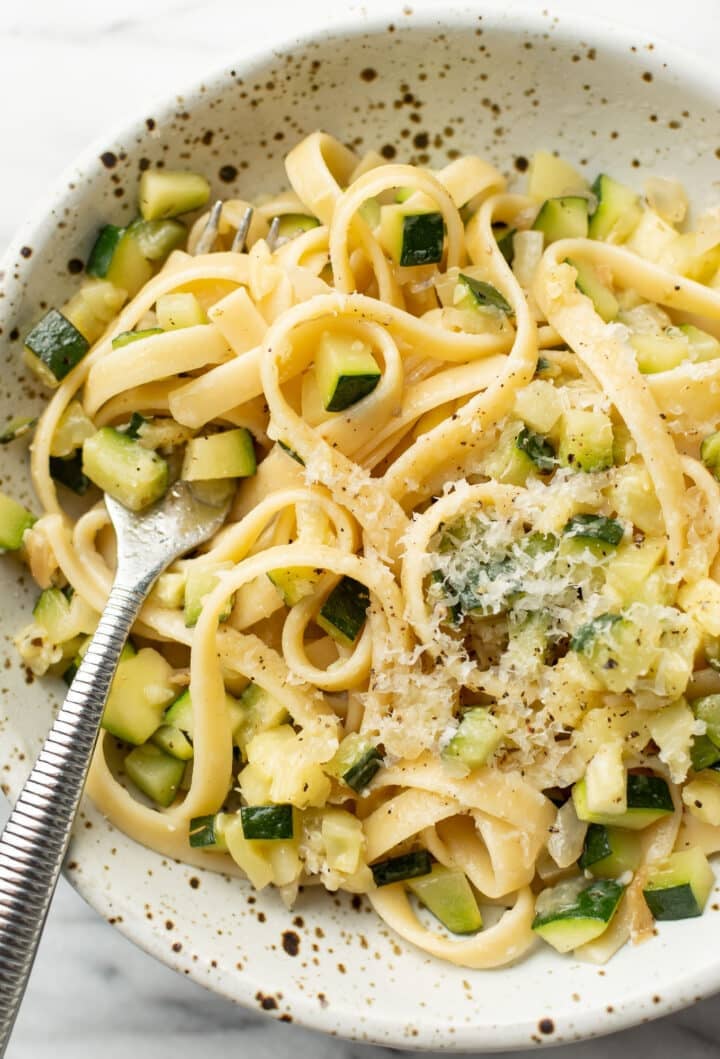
2, 6, 720, 1050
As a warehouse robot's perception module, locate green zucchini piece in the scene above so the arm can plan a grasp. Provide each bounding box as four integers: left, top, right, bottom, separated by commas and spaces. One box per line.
129, 218, 187, 260
0, 491, 36, 551
139, 169, 211, 221
164, 688, 244, 746
691, 694, 720, 748
326, 732, 383, 791
578, 824, 641, 877
151, 723, 194, 761
643, 847, 715, 920
86, 224, 124, 278
50, 400, 96, 458
125, 742, 185, 807
156, 292, 207, 330
240, 804, 294, 840
532, 878, 625, 953
82, 427, 168, 511
571, 612, 621, 654
101, 647, 175, 744
274, 213, 321, 242
455, 274, 512, 314
343, 748, 383, 792
407, 864, 483, 934
314, 332, 381, 413
701, 433, 720, 480
123, 413, 147, 439
317, 576, 370, 647
111, 328, 164, 349
24, 309, 90, 384
442, 707, 503, 770
266, 566, 322, 607
183, 567, 234, 627
630, 329, 688, 374
371, 850, 432, 887
691, 734, 720, 771
515, 426, 556, 472
533, 196, 589, 242
563, 514, 624, 547
565, 257, 619, 322
589, 174, 641, 242
493, 223, 515, 265
573, 773, 674, 830
679, 323, 720, 363
50, 453, 91, 495
234, 681, 288, 750
189, 812, 228, 851
182, 427, 256, 481
33, 587, 95, 644
482, 425, 537, 485
0, 416, 36, 444
105, 228, 154, 298
380, 207, 445, 267
558, 408, 614, 472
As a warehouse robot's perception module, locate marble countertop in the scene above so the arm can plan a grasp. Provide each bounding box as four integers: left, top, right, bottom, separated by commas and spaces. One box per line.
3, 0, 720, 1056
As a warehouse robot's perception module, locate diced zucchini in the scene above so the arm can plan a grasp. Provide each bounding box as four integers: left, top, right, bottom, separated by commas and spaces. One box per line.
101, 646, 176, 744
82, 427, 168, 511
682, 771, 720, 825
233, 681, 288, 751
578, 824, 641, 877
0, 415, 36, 444
573, 773, 674, 830
679, 323, 720, 363
515, 426, 556, 472
314, 331, 381, 413
105, 228, 154, 298
49, 453, 91, 495
321, 809, 365, 873
407, 864, 483, 934
163, 688, 243, 748
701, 433, 720, 480
691, 695, 720, 748
371, 850, 432, 887
604, 539, 665, 606
588, 174, 641, 242
61, 279, 127, 344
583, 742, 626, 817
379, 206, 445, 266
691, 734, 720, 771
50, 400, 96, 458
139, 169, 211, 221
124, 742, 185, 807
189, 812, 228, 851
533, 196, 589, 243
558, 408, 614, 472
565, 257, 619, 322
453, 274, 512, 314
570, 612, 622, 653
86, 224, 124, 278
278, 440, 305, 465
513, 379, 563, 434
316, 576, 370, 647
181, 427, 255, 481
0, 492, 36, 551
111, 327, 164, 349
563, 513, 624, 548
631, 330, 688, 374
151, 723, 194, 761
24, 309, 90, 385
274, 213, 321, 242
326, 733, 384, 792
442, 707, 503, 770
482, 424, 537, 485
125, 414, 146, 439
129, 218, 187, 260
33, 587, 96, 645
527, 151, 589, 203
643, 847, 715, 920
240, 804, 294, 840
532, 877, 625, 953
267, 566, 322, 606
494, 223, 515, 265
156, 292, 207, 330
183, 566, 234, 627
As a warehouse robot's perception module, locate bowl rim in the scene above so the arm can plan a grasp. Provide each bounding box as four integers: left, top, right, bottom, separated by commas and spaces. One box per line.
3, 2, 720, 1050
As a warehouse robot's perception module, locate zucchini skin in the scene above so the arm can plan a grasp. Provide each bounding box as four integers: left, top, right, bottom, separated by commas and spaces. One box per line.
318, 576, 371, 646
399, 213, 444, 266
371, 850, 432, 887
343, 747, 383, 792
24, 309, 90, 382
49, 453, 91, 495
563, 514, 624, 547
240, 804, 294, 840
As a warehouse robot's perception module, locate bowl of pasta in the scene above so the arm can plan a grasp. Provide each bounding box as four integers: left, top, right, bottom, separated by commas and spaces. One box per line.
3, 3, 720, 1050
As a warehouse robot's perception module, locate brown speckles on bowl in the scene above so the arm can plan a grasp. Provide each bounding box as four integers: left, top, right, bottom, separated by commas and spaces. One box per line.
100, 151, 118, 169
538, 1018, 555, 1035
282, 930, 300, 956
218, 164, 238, 183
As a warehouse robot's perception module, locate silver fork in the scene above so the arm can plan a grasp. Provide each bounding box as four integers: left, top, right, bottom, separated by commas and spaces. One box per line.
0, 481, 230, 1056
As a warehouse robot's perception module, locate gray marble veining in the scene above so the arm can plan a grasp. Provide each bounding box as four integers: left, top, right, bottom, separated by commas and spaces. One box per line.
4, 0, 720, 1055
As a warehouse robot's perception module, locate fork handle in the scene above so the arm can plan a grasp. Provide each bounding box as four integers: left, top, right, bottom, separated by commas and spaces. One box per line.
0, 578, 149, 1056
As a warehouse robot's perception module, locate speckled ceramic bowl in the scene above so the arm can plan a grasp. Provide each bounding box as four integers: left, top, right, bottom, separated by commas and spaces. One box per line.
3, 5, 720, 1050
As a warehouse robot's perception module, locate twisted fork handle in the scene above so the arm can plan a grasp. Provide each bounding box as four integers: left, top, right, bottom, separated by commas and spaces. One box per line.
0, 578, 149, 1056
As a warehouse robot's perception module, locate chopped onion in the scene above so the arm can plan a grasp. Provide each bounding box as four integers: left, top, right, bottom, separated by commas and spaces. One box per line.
644, 176, 688, 225
547, 799, 588, 869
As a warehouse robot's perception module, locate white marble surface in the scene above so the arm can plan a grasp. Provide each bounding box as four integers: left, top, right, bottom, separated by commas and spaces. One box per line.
3, 0, 720, 1055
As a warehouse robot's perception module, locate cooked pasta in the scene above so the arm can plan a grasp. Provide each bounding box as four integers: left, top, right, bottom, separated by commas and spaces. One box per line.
6, 134, 720, 969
